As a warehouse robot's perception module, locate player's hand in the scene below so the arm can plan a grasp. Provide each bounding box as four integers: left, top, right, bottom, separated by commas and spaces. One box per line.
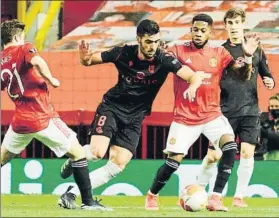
79, 40, 92, 63
50, 78, 60, 88
263, 77, 274, 89
159, 40, 169, 51
183, 84, 198, 102
183, 71, 211, 101
242, 34, 260, 57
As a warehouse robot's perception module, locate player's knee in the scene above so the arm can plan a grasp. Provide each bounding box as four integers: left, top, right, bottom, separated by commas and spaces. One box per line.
207, 147, 222, 163
207, 151, 220, 163
88, 142, 106, 160
207, 155, 218, 163
92, 149, 106, 160
167, 152, 184, 163
68, 142, 86, 161
240, 143, 255, 159
240, 148, 254, 159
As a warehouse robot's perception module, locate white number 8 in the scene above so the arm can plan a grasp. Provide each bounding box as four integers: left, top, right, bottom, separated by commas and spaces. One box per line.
1, 63, 24, 99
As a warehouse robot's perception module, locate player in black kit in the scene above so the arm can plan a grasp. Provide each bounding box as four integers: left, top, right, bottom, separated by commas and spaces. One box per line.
197, 8, 275, 208
58, 19, 208, 209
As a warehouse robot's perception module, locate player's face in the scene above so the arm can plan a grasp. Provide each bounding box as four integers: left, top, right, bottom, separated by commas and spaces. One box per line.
137, 33, 160, 59
191, 21, 211, 47
14, 31, 25, 45
225, 16, 244, 40
269, 99, 279, 110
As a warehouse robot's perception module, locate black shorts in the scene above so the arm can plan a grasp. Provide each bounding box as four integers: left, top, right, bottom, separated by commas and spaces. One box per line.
89, 103, 144, 154
227, 116, 261, 145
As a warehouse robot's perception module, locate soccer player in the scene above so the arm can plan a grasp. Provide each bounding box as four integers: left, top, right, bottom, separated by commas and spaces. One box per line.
145, 14, 260, 212
58, 19, 209, 208
197, 8, 275, 208
0, 19, 110, 211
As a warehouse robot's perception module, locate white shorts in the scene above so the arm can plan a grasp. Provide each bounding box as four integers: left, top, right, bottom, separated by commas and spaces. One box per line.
2, 118, 77, 157
164, 115, 234, 156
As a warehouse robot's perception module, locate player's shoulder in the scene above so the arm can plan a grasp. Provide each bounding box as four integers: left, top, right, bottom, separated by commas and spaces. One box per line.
177, 42, 191, 51
21, 42, 38, 54
168, 42, 191, 56
22, 42, 36, 49
120, 44, 137, 54
208, 43, 228, 55
208, 42, 224, 50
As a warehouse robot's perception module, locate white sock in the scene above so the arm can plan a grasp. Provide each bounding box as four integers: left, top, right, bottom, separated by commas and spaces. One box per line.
234, 157, 254, 199
83, 144, 99, 161
197, 156, 217, 187
70, 160, 122, 196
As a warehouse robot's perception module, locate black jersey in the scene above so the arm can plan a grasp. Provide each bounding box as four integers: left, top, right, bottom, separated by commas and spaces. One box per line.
100, 45, 182, 116
220, 39, 274, 117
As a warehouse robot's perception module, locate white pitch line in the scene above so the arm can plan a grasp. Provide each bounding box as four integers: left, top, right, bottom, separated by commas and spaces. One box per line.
111, 206, 181, 210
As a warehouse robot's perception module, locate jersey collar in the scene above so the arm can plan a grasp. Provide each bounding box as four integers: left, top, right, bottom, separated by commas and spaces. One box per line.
189, 41, 209, 51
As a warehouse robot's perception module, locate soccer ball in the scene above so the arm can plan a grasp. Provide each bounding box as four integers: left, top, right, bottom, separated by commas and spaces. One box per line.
179, 184, 208, 212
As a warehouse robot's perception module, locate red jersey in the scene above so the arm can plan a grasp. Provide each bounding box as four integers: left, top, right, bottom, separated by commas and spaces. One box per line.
170, 41, 233, 125
1, 43, 58, 133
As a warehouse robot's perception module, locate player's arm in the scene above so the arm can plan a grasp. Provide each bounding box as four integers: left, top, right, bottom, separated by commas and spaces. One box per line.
31, 56, 60, 88
166, 45, 207, 83
226, 57, 252, 80
23, 43, 59, 88
79, 40, 122, 66
225, 36, 260, 80
258, 48, 275, 89
163, 52, 208, 101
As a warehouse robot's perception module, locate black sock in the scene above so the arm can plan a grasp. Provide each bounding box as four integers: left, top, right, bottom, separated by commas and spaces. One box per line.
213, 141, 237, 194
150, 158, 180, 195
71, 158, 93, 206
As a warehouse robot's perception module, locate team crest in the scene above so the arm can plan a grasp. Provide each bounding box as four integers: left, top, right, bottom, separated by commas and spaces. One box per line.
149, 64, 155, 74
169, 138, 176, 145
209, 57, 217, 67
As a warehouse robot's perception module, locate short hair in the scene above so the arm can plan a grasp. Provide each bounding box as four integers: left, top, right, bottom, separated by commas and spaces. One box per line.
192, 14, 213, 26
269, 93, 279, 101
224, 8, 246, 24
136, 19, 160, 37
1, 19, 25, 46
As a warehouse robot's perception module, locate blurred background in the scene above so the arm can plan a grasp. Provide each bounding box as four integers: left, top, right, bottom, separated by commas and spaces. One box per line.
1, 0, 279, 197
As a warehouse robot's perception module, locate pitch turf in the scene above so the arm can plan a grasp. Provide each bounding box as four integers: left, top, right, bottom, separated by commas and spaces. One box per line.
2, 195, 279, 217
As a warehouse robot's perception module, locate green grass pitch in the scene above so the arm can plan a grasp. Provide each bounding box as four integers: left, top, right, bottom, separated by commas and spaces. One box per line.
2, 195, 279, 217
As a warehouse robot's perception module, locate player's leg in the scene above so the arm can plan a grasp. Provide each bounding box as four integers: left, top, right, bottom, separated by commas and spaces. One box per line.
65, 113, 138, 199
145, 121, 202, 210
197, 117, 238, 188
60, 104, 115, 179
233, 116, 260, 207
1, 126, 33, 167
80, 116, 143, 191
35, 118, 111, 211
1, 146, 17, 167
203, 115, 237, 212
197, 144, 221, 188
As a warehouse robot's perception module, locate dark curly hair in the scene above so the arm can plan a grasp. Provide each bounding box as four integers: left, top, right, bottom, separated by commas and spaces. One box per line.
136, 19, 160, 37
1, 19, 25, 46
